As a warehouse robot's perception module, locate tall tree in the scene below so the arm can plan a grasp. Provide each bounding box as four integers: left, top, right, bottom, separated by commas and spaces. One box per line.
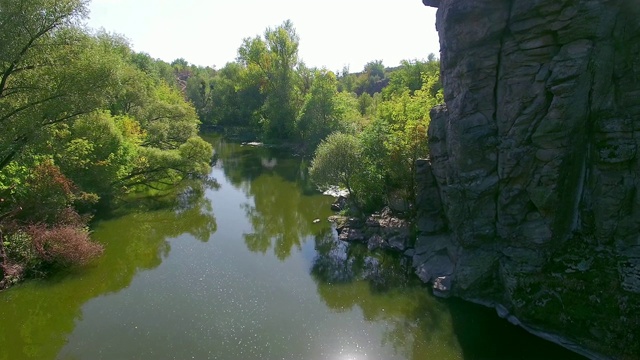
296, 69, 339, 145
238, 20, 301, 140
0, 0, 119, 171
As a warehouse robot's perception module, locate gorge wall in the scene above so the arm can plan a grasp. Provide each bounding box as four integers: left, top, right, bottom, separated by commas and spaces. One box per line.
416, 0, 640, 358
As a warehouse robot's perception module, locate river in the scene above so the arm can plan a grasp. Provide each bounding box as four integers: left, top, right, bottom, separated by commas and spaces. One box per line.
0, 134, 585, 360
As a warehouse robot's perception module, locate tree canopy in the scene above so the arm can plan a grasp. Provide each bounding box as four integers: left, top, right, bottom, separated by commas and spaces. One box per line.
0, 0, 214, 287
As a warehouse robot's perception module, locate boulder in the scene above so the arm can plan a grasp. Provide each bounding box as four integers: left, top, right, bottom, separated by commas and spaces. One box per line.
331, 196, 348, 212
338, 228, 365, 242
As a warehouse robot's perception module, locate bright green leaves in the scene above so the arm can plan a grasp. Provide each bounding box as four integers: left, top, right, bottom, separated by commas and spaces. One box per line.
50, 112, 137, 197
237, 20, 301, 139
0, 0, 122, 170
138, 83, 200, 150
297, 69, 346, 149
309, 132, 362, 197
308, 58, 443, 213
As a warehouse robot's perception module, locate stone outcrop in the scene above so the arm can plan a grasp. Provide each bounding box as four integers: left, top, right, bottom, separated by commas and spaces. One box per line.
418, 1, 640, 359
330, 207, 411, 252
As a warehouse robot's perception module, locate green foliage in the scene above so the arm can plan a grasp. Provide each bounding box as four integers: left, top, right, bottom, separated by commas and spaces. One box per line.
383, 56, 440, 99
309, 59, 442, 213
0, 0, 123, 171
4, 231, 41, 275
0, 0, 215, 288
51, 112, 137, 197
238, 20, 301, 140
309, 133, 362, 199
296, 69, 354, 149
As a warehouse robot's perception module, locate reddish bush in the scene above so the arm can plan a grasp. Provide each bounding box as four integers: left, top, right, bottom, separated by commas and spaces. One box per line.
18, 160, 77, 224
28, 224, 103, 266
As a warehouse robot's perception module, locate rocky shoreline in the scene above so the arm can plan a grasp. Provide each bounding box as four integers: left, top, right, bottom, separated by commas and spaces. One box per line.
328, 204, 607, 360
329, 206, 456, 297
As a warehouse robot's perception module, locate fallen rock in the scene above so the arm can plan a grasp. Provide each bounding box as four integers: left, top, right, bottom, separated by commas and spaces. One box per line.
338, 228, 365, 242
388, 234, 409, 252
433, 276, 452, 298
331, 196, 348, 212
367, 234, 387, 251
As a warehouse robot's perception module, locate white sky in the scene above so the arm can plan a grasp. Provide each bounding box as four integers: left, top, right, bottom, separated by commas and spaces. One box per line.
86, 0, 440, 73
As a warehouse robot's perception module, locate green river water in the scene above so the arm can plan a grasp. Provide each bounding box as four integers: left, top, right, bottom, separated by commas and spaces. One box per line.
0, 134, 585, 360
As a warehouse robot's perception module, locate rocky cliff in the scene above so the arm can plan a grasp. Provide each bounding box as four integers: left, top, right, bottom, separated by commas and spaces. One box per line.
417, 1, 640, 358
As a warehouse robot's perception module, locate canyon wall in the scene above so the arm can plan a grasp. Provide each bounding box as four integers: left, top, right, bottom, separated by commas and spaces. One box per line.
417, 0, 640, 358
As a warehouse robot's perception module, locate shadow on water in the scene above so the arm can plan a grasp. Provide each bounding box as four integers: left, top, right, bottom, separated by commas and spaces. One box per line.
0, 178, 217, 360
311, 231, 464, 360
311, 230, 588, 360
447, 298, 587, 360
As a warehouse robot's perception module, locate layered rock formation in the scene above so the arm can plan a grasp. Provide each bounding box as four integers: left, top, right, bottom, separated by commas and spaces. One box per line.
417, 1, 640, 358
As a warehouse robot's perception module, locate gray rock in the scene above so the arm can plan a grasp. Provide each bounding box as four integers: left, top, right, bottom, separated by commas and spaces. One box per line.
331, 196, 348, 212
433, 276, 452, 298
338, 228, 365, 242
416, 0, 640, 358
367, 234, 387, 251
388, 235, 408, 252
414, 254, 454, 284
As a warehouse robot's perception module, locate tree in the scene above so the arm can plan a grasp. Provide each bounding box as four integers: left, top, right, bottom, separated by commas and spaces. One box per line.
374, 70, 443, 209
296, 69, 345, 148
382, 57, 440, 99
237, 20, 301, 139
309, 133, 362, 200
0, 0, 120, 171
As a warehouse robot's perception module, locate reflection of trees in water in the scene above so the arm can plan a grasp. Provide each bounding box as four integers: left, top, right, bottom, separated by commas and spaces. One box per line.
241, 174, 330, 260
210, 134, 332, 260
0, 181, 218, 360
212, 135, 317, 195
311, 232, 463, 360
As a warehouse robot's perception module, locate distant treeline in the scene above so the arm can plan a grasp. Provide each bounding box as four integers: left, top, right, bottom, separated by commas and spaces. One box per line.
176, 20, 443, 212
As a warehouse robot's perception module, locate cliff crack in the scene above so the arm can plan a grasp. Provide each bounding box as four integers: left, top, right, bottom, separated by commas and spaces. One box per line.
492, 0, 516, 232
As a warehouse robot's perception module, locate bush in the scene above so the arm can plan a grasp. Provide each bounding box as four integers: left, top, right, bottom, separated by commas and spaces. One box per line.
27, 224, 103, 267
309, 132, 362, 199
4, 231, 41, 272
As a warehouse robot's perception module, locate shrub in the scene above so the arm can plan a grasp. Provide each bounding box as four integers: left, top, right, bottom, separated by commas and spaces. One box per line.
4, 231, 41, 272
27, 224, 103, 267
309, 132, 362, 200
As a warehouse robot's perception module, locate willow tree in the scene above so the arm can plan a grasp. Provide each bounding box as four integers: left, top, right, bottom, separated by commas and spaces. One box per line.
0, 0, 120, 171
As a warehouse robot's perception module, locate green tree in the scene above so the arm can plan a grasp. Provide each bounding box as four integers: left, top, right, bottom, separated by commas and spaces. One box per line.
375, 70, 443, 209
309, 133, 362, 201
0, 0, 120, 171
382, 56, 440, 99
238, 20, 301, 140
50, 111, 138, 199
296, 69, 345, 148
354, 60, 387, 95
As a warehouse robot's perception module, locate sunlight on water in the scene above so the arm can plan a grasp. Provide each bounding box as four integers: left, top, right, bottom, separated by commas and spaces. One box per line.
0, 134, 585, 360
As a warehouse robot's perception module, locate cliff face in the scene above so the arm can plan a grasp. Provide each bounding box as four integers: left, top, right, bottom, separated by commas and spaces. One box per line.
417, 0, 640, 358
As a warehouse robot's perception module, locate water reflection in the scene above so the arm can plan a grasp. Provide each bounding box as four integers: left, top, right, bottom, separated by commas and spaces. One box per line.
0, 134, 587, 360
311, 231, 587, 360
242, 174, 332, 260
209, 134, 333, 261
0, 182, 217, 360
312, 232, 463, 360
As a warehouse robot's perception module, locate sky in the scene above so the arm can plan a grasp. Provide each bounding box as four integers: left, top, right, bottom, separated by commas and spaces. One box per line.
86, 0, 440, 73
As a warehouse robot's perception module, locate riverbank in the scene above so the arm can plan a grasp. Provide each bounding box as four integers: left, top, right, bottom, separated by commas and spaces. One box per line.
0, 134, 588, 360
329, 205, 595, 360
